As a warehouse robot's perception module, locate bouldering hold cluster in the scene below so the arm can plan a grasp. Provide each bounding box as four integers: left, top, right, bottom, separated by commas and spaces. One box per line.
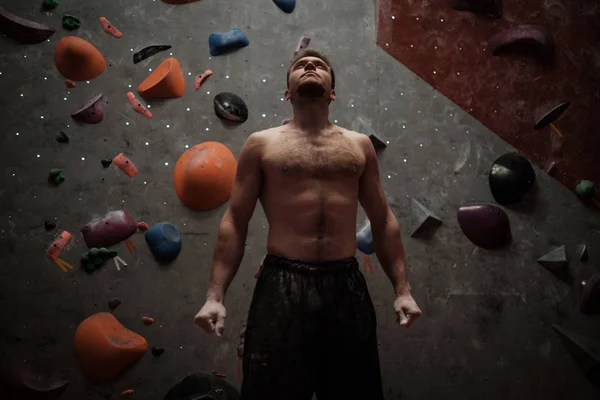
62, 15, 80, 30
356, 222, 374, 274
56, 131, 69, 143
54, 36, 105, 81
410, 198, 442, 238
214, 92, 248, 122
73, 313, 148, 382
273, 0, 296, 13
138, 57, 185, 98
46, 230, 74, 272
173, 142, 238, 211
145, 222, 182, 263
0, 6, 56, 44
81, 210, 137, 249
457, 204, 511, 249
113, 153, 139, 178
450, 0, 502, 18
44, 221, 56, 230
81, 247, 118, 273
208, 28, 249, 56
133, 45, 171, 64
127, 92, 153, 118
195, 69, 213, 90
42, 0, 59, 10
489, 152, 536, 205
164, 372, 240, 400
48, 168, 65, 185
71, 93, 104, 124
99, 17, 122, 38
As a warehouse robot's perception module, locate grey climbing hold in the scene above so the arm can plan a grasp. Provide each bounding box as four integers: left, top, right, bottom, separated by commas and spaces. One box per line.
552, 324, 600, 365
410, 198, 442, 238
577, 244, 588, 261
537, 245, 567, 269
369, 133, 387, 151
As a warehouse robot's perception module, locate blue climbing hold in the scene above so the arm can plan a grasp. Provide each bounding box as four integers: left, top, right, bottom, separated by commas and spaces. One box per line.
144, 222, 182, 263
273, 0, 295, 13
208, 28, 249, 56
356, 223, 374, 255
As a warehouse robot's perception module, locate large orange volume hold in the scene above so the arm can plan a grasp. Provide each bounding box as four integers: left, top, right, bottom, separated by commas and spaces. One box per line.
54, 36, 105, 81
173, 142, 237, 211
138, 57, 185, 99
73, 312, 148, 382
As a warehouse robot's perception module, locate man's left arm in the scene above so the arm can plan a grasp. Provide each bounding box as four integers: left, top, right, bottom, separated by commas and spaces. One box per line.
357, 134, 422, 328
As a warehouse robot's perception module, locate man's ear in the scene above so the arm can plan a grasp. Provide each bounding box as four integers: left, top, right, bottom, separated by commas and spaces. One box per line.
284, 89, 291, 101
330, 89, 336, 102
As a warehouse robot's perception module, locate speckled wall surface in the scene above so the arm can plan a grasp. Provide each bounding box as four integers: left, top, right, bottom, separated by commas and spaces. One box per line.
1, 0, 600, 399
376, 0, 600, 203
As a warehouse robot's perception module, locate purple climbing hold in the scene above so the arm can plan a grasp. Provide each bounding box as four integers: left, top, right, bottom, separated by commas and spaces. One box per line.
71, 93, 103, 124
0, 6, 56, 44
81, 210, 137, 249
457, 203, 511, 249
488, 25, 555, 63
273, 0, 295, 13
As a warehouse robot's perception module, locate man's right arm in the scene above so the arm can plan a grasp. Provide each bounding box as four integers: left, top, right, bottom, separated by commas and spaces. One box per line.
195, 132, 264, 336
207, 132, 264, 303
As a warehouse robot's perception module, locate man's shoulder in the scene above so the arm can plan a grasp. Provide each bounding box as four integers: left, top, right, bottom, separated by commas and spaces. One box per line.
335, 126, 371, 147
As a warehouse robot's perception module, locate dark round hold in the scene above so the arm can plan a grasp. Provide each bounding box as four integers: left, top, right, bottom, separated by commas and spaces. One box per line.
152, 346, 165, 357
489, 152, 535, 205
44, 221, 57, 230
534, 101, 570, 130
213, 92, 248, 122
101, 158, 112, 168
163, 372, 239, 400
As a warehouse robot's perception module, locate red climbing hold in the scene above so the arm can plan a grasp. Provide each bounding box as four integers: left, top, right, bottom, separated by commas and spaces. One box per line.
195, 69, 213, 90
127, 92, 152, 118
113, 153, 138, 178
121, 389, 135, 398
137, 222, 149, 231
65, 79, 76, 88
142, 316, 155, 325
212, 371, 227, 378
99, 17, 122, 38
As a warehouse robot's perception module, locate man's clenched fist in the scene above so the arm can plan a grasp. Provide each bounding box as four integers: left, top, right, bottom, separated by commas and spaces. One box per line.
194, 300, 227, 337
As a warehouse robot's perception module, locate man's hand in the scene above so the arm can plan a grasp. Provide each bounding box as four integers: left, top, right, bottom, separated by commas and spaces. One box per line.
194, 300, 227, 337
394, 294, 421, 328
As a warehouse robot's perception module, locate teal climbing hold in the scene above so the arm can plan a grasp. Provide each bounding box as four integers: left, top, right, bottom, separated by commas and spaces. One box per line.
48, 169, 65, 185
208, 29, 249, 56
273, 0, 295, 13
42, 0, 59, 10
575, 180, 595, 198
62, 15, 80, 31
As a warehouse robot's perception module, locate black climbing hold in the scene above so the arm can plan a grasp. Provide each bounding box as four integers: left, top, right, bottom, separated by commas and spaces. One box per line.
273, 0, 296, 13
450, 0, 502, 18
537, 245, 567, 269
48, 168, 65, 185
410, 198, 442, 238
164, 372, 239, 400
101, 158, 112, 168
577, 244, 589, 261
369, 133, 387, 151
108, 297, 121, 310
214, 92, 248, 122
62, 15, 80, 31
534, 102, 570, 130
580, 274, 600, 314
488, 24, 555, 63
152, 346, 165, 357
133, 45, 172, 64
56, 131, 69, 143
489, 152, 535, 205
44, 221, 56, 230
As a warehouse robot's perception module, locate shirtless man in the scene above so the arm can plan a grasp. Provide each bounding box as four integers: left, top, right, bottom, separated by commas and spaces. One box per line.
194, 48, 422, 399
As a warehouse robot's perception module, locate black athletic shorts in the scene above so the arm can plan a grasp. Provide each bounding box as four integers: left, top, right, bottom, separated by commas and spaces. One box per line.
241, 254, 384, 400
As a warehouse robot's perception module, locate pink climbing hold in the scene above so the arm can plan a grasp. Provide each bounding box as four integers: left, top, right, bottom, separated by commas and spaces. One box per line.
127, 92, 152, 118
65, 79, 76, 88
195, 69, 213, 90
99, 17, 122, 38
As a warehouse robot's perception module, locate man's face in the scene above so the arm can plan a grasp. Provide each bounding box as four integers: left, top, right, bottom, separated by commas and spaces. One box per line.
285, 56, 335, 103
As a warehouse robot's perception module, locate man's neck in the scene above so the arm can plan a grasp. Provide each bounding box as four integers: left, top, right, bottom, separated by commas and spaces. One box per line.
291, 100, 331, 133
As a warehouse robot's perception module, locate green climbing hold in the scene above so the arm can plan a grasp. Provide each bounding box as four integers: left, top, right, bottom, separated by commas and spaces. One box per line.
56, 131, 69, 143
48, 169, 65, 185
62, 15, 80, 31
42, 0, 59, 10
81, 247, 117, 272
575, 180, 596, 198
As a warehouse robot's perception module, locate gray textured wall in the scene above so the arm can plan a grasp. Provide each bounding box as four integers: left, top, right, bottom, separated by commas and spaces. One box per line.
1, 0, 599, 399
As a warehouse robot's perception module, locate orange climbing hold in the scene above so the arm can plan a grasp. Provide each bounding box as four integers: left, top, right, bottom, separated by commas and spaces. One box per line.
113, 153, 138, 178
142, 317, 154, 325
99, 17, 122, 38
65, 79, 76, 88
73, 312, 148, 382
173, 142, 238, 211
137, 222, 149, 231
127, 92, 152, 118
54, 36, 105, 81
195, 69, 213, 90
138, 57, 185, 99
121, 389, 135, 398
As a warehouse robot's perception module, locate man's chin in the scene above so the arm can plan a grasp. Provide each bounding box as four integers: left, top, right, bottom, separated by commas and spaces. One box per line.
297, 81, 326, 98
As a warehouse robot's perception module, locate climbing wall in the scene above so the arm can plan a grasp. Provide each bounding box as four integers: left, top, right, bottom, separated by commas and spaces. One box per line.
1, 0, 600, 399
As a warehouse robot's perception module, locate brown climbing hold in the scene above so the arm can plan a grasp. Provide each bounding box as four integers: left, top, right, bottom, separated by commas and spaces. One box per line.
73, 312, 148, 382
142, 316, 154, 325
138, 57, 185, 99
54, 36, 105, 81
173, 142, 238, 211
65, 79, 76, 88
